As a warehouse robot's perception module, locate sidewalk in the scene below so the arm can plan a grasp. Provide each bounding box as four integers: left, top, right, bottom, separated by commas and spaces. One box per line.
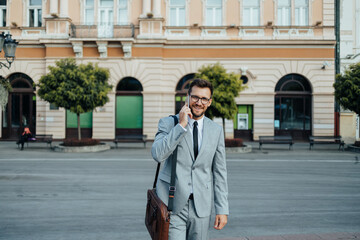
0, 140, 359, 162
213, 232, 360, 240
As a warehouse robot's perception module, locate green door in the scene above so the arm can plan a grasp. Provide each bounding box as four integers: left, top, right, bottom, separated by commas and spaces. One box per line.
116, 95, 143, 135
66, 110, 93, 138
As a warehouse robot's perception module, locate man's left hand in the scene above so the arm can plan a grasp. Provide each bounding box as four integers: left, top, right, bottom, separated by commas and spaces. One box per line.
214, 214, 228, 230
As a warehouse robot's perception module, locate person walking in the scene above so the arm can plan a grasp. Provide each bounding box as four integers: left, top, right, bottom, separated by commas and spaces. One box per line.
151, 78, 229, 240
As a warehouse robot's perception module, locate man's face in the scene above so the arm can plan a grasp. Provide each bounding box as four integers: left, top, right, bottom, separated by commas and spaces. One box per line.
188, 86, 212, 120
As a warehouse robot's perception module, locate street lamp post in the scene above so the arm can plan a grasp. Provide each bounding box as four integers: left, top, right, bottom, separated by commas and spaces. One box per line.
0, 32, 18, 69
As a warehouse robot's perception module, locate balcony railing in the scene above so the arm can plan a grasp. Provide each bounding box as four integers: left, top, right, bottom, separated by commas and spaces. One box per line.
70, 23, 136, 39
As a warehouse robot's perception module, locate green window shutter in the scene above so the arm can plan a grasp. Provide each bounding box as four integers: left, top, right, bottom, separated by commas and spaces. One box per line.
66, 110, 93, 128
116, 96, 143, 129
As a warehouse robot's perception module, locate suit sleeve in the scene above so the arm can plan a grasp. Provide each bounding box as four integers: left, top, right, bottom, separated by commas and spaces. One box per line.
212, 127, 229, 215
151, 117, 187, 163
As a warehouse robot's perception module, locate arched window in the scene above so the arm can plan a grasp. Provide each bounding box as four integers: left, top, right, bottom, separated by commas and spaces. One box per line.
117, 77, 143, 92
275, 74, 311, 93
9, 73, 35, 92
175, 73, 195, 113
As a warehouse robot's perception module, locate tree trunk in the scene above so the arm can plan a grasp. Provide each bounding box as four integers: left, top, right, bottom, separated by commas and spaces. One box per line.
222, 117, 226, 139
77, 113, 81, 140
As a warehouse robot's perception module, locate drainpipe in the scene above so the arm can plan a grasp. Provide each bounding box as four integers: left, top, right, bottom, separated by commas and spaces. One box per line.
335, 0, 340, 136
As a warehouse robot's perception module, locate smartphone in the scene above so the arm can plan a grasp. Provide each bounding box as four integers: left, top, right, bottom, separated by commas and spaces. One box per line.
186, 96, 192, 119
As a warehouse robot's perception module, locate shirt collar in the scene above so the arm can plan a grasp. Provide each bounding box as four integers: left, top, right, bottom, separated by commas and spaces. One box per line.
188, 115, 204, 129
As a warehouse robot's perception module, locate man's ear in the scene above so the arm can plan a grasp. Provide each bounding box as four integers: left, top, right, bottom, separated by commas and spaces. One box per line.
208, 98, 212, 106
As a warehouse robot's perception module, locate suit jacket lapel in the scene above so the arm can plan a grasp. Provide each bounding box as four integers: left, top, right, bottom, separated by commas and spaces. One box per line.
184, 124, 195, 161
197, 117, 209, 160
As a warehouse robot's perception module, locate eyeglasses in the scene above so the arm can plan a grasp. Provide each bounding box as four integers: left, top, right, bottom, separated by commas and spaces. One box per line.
190, 95, 211, 104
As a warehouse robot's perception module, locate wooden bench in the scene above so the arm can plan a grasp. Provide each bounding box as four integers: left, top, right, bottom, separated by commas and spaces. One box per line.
309, 136, 345, 151
114, 134, 147, 148
259, 135, 294, 150
17, 134, 53, 149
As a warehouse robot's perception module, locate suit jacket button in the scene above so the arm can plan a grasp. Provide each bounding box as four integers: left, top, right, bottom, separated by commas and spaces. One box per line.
192, 167, 195, 170
188, 183, 191, 186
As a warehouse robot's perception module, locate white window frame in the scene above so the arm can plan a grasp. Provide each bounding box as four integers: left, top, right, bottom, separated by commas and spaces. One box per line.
168, 0, 186, 26
28, 0, 42, 27
277, 0, 291, 26
295, 0, 309, 26
0, 0, 7, 27
204, 0, 223, 26
274, 0, 312, 27
84, 0, 95, 25
117, 0, 129, 25
241, 0, 262, 26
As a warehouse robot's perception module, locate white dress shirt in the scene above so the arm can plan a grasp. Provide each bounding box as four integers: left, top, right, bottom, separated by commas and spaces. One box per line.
179, 115, 204, 152
180, 116, 204, 195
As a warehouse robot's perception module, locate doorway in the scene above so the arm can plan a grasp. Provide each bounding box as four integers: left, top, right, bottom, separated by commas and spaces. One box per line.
2, 74, 36, 140
116, 77, 143, 136
274, 74, 312, 141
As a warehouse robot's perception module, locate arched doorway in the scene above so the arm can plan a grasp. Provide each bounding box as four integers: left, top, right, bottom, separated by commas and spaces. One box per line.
2, 73, 36, 140
175, 73, 195, 114
274, 74, 312, 141
116, 77, 143, 136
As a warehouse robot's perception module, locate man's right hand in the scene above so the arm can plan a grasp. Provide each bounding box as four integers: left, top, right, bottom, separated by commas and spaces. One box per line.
179, 104, 192, 128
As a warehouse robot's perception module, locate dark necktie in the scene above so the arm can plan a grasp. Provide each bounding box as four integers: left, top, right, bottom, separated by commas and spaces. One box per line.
193, 121, 198, 159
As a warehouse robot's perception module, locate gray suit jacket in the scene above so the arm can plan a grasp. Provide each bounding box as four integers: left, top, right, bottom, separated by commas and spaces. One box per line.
151, 115, 229, 218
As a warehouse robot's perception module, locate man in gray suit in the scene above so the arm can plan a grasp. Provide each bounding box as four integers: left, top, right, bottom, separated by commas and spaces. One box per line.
152, 79, 229, 240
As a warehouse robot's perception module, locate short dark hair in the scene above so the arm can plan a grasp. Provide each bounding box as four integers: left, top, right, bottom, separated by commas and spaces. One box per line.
188, 78, 213, 97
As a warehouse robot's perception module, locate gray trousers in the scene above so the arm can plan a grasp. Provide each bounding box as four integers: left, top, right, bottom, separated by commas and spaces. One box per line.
168, 199, 211, 240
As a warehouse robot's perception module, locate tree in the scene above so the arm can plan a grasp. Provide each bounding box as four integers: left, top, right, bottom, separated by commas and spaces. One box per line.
334, 62, 360, 116
196, 62, 245, 137
37, 58, 112, 140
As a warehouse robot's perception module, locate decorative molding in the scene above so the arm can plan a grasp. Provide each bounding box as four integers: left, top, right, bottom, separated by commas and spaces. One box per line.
72, 42, 83, 58
240, 67, 257, 80
239, 28, 264, 37
273, 28, 314, 38
96, 41, 108, 58
165, 28, 190, 37
201, 28, 227, 37
121, 41, 132, 58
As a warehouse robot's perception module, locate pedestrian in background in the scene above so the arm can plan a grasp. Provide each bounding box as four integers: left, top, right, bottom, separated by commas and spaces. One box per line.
17, 127, 33, 150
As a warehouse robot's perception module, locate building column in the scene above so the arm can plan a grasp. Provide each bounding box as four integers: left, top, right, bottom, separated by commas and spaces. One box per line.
153, 0, 161, 17
50, 0, 58, 15
60, 0, 69, 17
142, 0, 151, 17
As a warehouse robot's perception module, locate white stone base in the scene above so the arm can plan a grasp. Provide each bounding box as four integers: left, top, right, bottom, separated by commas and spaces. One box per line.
53, 143, 111, 153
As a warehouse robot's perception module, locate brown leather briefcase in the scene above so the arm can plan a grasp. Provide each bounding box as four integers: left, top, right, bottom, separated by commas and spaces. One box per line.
145, 188, 170, 240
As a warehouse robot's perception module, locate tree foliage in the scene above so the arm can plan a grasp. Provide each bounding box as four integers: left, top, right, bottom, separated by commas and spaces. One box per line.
334, 62, 360, 115
0, 77, 12, 110
195, 62, 245, 136
37, 58, 112, 140
0, 76, 12, 91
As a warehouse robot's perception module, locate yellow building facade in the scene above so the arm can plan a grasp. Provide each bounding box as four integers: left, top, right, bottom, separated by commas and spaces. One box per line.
0, 0, 336, 141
